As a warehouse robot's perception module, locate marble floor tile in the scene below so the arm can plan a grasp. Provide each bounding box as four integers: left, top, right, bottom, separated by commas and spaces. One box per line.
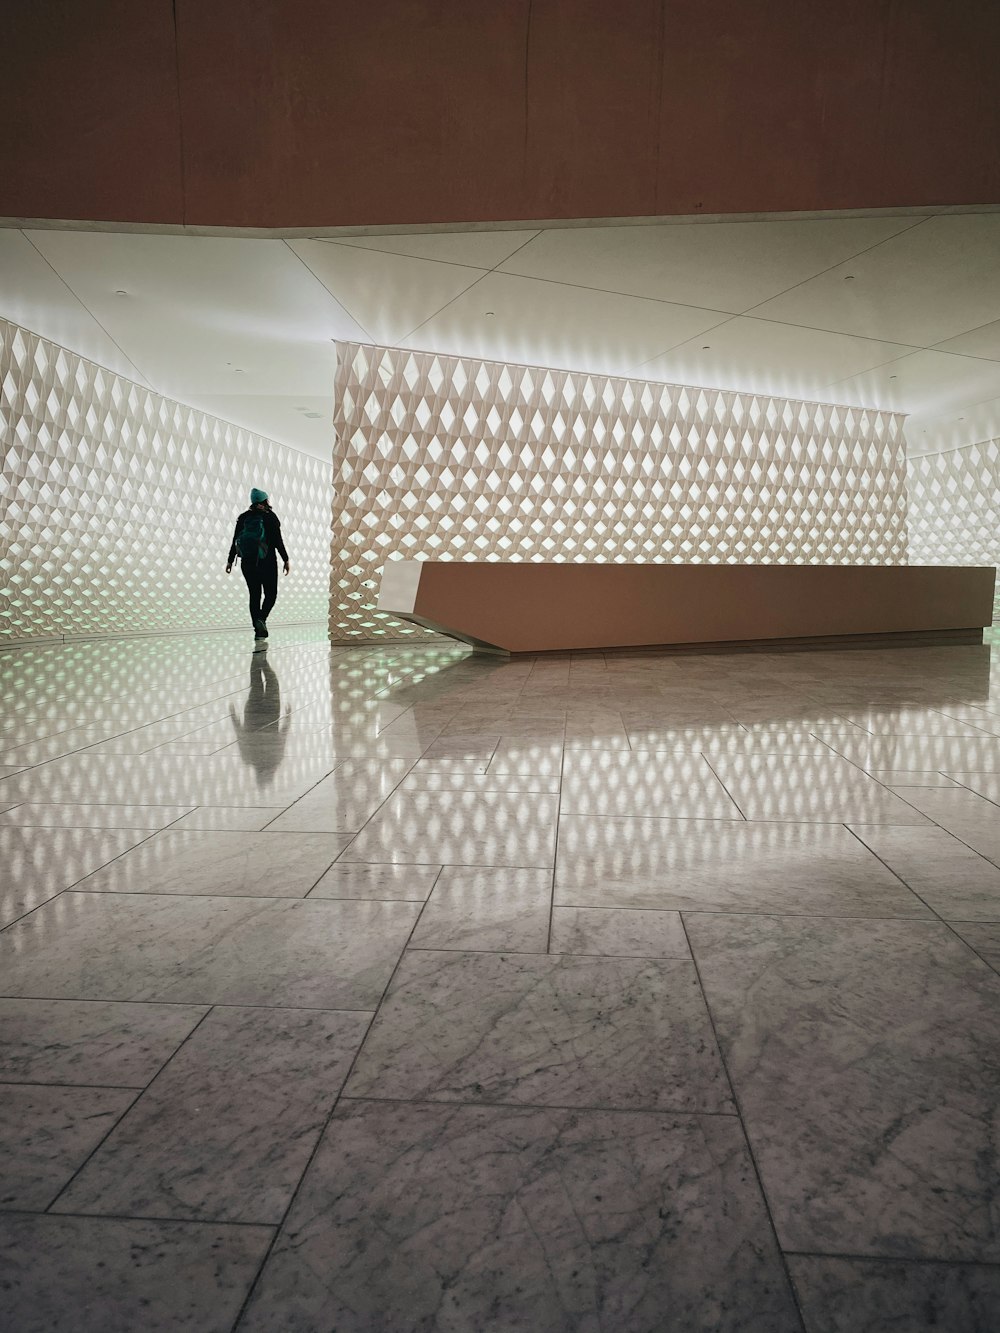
404, 754, 490, 772
832, 708, 999, 738
0, 1213, 272, 1333
0, 753, 326, 809
685, 914, 1000, 1260
788, 1255, 1000, 1333
240, 1101, 799, 1333
849, 824, 1000, 919
310, 861, 441, 900
398, 768, 560, 793
621, 706, 741, 732
55, 1006, 370, 1224
563, 715, 631, 750
950, 922, 1000, 971
556, 817, 930, 917
0, 803, 193, 829
169, 805, 287, 831
707, 752, 932, 823
948, 771, 1000, 802
0, 893, 420, 1009
410, 867, 551, 952
436, 716, 513, 737
821, 733, 1000, 773
421, 733, 501, 760
560, 750, 744, 820
0, 1084, 135, 1209
76, 829, 349, 897
625, 721, 809, 755
891, 786, 1000, 864
0, 998, 205, 1087
85, 731, 215, 756
265, 758, 412, 833
938, 709, 1000, 740
7, 632, 1000, 1328
340, 789, 559, 868
0, 826, 151, 928
346, 949, 732, 1113
0, 728, 117, 765
487, 738, 565, 775
550, 906, 691, 958
145, 740, 229, 756
317, 733, 429, 760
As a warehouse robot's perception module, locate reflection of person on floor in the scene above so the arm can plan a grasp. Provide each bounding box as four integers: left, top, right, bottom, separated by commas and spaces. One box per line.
228, 648, 291, 787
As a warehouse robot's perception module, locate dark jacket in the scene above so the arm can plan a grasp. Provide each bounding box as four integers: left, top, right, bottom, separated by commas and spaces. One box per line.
228, 507, 289, 567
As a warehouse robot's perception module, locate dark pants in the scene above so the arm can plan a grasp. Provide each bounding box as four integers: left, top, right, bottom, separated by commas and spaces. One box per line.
242, 559, 278, 626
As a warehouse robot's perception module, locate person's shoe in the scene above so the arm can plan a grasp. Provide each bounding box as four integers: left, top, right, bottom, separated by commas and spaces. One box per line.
254, 619, 267, 638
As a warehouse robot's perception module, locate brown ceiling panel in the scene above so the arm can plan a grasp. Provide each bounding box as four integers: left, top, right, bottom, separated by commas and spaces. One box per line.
655, 0, 1000, 216
4, 1, 999, 229
520, 0, 663, 221
1, 0, 183, 224
177, 0, 533, 228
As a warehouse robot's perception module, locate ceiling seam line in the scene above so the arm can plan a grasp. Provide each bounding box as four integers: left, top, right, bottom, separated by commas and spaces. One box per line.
736, 215, 932, 318
307, 241, 505, 272
18, 233, 156, 389
635, 315, 740, 369
394, 231, 542, 346
281, 240, 376, 343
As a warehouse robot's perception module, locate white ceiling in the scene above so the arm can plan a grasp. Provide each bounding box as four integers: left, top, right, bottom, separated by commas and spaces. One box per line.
2, 210, 1000, 461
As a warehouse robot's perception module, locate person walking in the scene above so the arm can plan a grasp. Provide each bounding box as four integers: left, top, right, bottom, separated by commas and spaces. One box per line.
226, 487, 290, 639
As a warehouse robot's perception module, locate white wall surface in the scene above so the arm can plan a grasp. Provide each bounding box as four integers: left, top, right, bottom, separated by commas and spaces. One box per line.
1, 320, 333, 642
331, 342, 908, 642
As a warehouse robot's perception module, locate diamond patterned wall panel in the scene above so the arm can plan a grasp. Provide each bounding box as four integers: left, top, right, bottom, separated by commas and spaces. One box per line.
330, 341, 908, 641
1, 320, 333, 642
907, 440, 1000, 628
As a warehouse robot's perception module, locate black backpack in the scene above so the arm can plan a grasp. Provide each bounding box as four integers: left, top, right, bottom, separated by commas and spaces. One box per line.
237, 513, 269, 563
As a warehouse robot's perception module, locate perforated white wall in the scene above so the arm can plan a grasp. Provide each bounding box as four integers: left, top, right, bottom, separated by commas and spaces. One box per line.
907, 440, 1000, 629
907, 440, 1000, 567
1, 320, 333, 642
331, 342, 908, 641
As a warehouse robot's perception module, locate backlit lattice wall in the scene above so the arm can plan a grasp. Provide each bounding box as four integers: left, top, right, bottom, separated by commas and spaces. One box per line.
331, 342, 908, 641
1, 320, 332, 642
907, 440, 1000, 627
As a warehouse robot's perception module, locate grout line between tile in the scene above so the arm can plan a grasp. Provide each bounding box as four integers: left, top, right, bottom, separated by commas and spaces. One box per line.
42, 1007, 218, 1213
677, 909, 808, 1331
227, 866, 438, 1330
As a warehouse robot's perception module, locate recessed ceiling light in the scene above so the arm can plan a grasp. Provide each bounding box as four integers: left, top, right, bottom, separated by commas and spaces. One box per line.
234, 369, 245, 375
485, 311, 495, 317
844, 275, 855, 281
702, 345, 711, 350
115, 289, 127, 295
889, 375, 897, 379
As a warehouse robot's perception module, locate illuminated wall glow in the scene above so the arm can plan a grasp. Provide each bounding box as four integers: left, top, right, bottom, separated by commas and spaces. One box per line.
0, 320, 332, 642
907, 439, 1000, 627
331, 341, 908, 641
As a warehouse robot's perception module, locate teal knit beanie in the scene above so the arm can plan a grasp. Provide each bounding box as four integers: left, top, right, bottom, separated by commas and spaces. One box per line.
250, 488, 269, 505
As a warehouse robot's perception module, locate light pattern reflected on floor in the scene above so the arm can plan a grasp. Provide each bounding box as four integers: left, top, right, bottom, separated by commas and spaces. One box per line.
3, 627, 1000, 1330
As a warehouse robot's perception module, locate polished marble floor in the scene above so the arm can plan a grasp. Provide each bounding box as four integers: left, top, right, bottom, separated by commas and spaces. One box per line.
2, 627, 1000, 1331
